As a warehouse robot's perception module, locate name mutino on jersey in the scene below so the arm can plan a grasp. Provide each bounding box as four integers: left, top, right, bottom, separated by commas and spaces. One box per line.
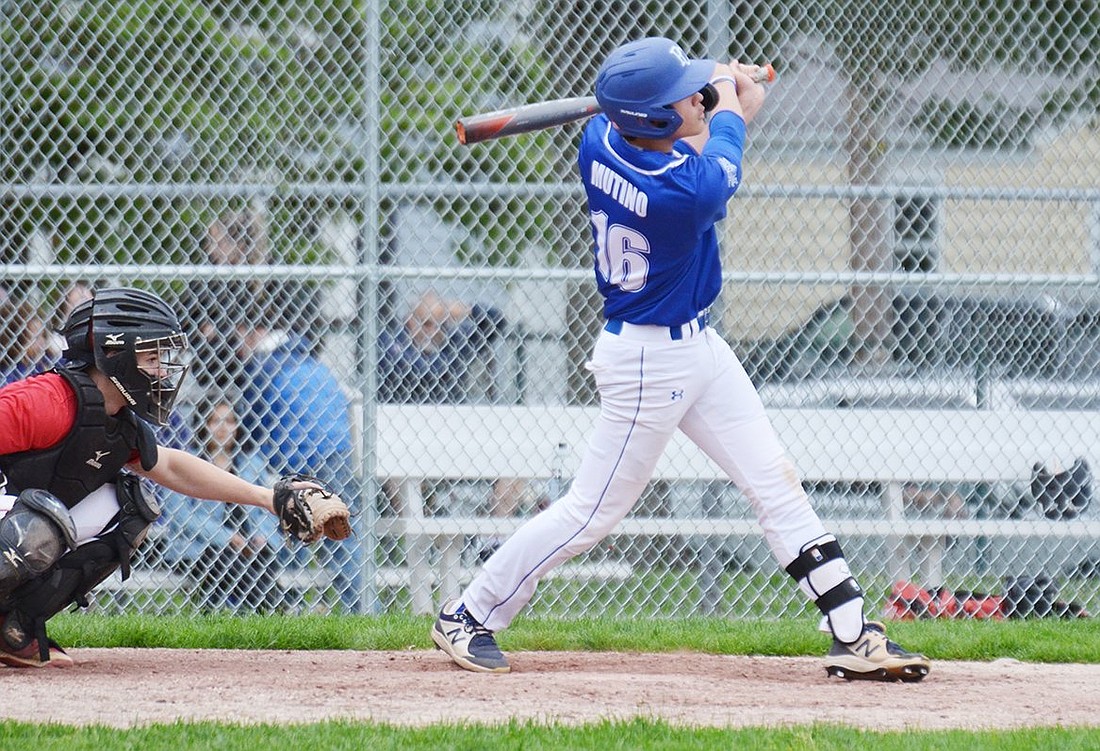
589, 161, 648, 218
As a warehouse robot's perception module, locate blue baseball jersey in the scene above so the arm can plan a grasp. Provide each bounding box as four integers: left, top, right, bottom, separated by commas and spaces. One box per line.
577, 110, 746, 326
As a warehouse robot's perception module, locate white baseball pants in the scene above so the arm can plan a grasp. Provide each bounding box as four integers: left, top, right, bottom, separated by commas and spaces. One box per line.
0, 484, 120, 546
462, 323, 834, 632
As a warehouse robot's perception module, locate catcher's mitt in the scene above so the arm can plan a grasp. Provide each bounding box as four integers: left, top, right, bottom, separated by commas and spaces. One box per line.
272, 473, 352, 543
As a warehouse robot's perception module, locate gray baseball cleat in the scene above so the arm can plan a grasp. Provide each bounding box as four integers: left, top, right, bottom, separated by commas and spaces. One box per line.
825, 621, 930, 682
431, 599, 511, 673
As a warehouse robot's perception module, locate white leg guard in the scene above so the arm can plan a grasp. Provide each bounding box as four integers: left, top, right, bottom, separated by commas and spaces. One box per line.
785, 534, 865, 643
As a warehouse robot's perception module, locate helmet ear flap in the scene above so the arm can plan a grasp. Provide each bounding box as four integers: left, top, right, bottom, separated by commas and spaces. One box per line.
594, 36, 715, 139
60, 298, 95, 365
700, 83, 718, 113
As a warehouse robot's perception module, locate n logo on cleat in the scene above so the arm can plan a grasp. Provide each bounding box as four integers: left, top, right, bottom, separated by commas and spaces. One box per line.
854, 638, 882, 658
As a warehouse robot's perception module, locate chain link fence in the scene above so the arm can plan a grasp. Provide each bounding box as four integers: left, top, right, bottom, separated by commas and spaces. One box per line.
2, 1, 1099, 621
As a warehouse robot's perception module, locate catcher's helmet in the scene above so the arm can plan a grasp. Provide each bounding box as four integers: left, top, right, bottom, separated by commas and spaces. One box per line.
595, 37, 715, 139
60, 287, 190, 426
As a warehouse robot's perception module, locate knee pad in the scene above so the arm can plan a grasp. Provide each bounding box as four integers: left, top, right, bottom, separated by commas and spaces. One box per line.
0, 489, 77, 600
785, 534, 865, 643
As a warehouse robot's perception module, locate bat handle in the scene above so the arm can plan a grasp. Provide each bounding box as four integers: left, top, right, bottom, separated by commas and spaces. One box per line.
750, 63, 778, 84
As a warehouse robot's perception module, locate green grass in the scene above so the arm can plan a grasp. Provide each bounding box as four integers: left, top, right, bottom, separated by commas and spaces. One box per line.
26, 614, 1100, 749
50, 611, 1100, 664
3, 719, 1100, 750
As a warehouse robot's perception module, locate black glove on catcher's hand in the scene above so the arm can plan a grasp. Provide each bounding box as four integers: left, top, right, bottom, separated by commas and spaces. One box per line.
272, 473, 352, 543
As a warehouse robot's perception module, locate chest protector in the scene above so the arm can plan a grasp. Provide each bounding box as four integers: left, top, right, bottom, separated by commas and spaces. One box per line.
0, 369, 158, 508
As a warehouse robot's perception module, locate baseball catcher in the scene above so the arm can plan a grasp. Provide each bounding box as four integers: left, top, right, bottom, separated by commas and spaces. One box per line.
0, 286, 353, 669
272, 473, 352, 544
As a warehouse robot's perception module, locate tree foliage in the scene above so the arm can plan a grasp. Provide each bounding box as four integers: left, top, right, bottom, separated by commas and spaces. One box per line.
735, 0, 1098, 150
0, 0, 559, 266
379, 0, 559, 265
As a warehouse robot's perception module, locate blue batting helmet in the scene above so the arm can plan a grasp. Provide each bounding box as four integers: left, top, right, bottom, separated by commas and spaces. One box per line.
594, 37, 714, 139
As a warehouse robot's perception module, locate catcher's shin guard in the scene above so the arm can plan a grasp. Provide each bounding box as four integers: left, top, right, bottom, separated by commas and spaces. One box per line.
2, 489, 150, 666
785, 534, 864, 643
2, 535, 125, 663
0, 490, 77, 601
825, 621, 930, 682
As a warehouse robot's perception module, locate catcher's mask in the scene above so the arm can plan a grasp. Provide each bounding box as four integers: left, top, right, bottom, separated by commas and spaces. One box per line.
61, 287, 190, 426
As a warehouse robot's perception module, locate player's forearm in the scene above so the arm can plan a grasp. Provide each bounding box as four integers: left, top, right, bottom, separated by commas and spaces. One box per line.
732, 71, 766, 125
708, 69, 743, 119
139, 446, 275, 513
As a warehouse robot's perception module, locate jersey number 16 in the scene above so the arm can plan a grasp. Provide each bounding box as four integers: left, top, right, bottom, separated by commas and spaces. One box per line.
591, 210, 650, 293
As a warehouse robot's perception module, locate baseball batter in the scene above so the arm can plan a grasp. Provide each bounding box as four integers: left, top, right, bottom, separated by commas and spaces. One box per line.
433, 36, 930, 682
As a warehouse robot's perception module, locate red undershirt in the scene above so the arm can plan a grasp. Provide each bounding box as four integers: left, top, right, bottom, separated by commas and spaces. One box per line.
0, 373, 140, 463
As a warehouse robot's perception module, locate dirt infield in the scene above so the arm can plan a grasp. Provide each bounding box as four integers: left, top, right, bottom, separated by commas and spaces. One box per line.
3, 649, 1099, 730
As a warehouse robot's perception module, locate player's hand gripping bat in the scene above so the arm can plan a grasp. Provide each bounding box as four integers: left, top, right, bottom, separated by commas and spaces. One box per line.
455, 64, 776, 145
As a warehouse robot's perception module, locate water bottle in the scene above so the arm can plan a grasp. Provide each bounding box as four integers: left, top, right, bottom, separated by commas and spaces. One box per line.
544, 441, 569, 505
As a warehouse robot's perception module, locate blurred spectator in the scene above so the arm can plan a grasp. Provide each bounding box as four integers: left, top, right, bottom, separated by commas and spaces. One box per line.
236, 315, 365, 613
161, 396, 286, 612
903, 482, 968, 521
378, 290, 532, 557
179, 210, 269, 394
378, 290, 506, 404
181, 209, 325, 392
0, 299, 57, 384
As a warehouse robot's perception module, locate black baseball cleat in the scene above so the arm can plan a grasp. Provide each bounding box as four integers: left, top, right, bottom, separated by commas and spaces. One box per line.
431, 599, 511, 673
824, 621, 930, 682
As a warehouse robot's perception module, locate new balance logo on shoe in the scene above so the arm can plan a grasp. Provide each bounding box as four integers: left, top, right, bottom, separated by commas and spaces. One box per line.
443, 625, 465, 646
852, 637, 883, 658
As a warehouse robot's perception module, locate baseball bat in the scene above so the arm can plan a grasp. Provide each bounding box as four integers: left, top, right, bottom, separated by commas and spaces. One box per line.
455, 64, 776, 146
